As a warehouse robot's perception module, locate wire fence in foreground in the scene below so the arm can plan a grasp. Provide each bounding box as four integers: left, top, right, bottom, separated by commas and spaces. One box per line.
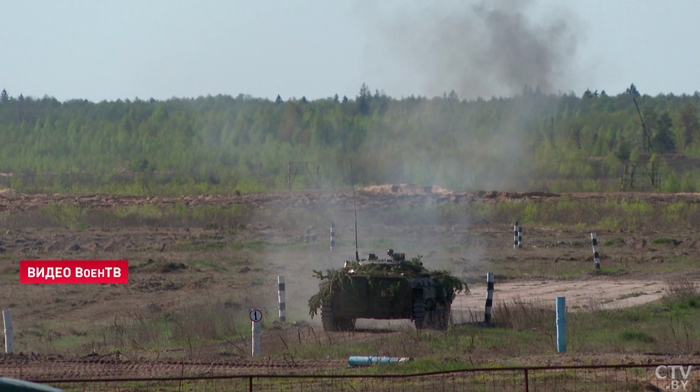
33, 363, 700, 391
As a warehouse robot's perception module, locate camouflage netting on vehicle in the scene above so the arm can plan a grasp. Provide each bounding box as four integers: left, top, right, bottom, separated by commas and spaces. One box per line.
308, 256, 468, 317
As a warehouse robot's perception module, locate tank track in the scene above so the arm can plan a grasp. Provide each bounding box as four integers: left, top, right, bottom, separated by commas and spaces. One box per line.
321, 302, 355, 332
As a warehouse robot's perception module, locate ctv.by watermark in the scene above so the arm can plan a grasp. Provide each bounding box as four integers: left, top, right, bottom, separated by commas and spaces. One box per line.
656, 365, 693, 390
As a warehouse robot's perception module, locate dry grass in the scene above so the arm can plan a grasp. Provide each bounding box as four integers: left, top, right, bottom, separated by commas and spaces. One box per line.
491, 296, 554, 331
0, 202, 254, 230
664, 276, 699, 298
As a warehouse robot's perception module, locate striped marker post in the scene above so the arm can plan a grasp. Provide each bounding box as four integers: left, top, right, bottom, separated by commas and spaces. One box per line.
484, 272, 494, 324
556, 297, 566, 352
278, 276, 286, 322
330, 222, 335, 250
591, 233, 600, 270
518, 226, 523, 249
513, 222, 519, 249
3, 310, 13, 354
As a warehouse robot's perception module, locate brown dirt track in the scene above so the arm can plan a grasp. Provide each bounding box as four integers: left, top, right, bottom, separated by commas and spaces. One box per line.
3, 187, 700, 215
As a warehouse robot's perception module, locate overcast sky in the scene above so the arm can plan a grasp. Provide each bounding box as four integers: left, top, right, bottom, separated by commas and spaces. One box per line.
1, 0, 698, 102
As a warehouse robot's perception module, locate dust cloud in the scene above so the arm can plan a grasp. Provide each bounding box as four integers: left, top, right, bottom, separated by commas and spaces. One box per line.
244, 0, 588, 319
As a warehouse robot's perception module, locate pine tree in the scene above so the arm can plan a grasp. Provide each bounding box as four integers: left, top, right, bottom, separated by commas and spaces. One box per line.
680, 103, 698, 149
357, 83, 371, 115
651, 112, 675, 153
625, 83, 640, 97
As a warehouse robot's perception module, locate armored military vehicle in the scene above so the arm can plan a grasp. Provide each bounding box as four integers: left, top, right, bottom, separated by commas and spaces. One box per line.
309, 250, 467, 331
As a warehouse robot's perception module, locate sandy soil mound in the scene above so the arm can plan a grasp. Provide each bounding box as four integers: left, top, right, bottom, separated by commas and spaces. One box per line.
359, 184, 454, 195
0, 189, 23, 199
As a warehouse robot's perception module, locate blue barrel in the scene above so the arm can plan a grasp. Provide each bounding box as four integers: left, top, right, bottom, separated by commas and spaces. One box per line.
348, 356, 412, 366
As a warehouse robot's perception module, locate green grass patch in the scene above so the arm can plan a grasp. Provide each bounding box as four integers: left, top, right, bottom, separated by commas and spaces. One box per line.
130, 245, 161, 252
229, 239, 265, 251
172, 241, 227, 252
598, 267, 626, 275
618, 292, 646, 300
621, 330, 655, 343
432, 198, 700, 232
172, 238, 267, 252
603, 236, 624, 247
15, 292, 700, 369
115, 204, 163, 219
652, 237, 680, 245
668, 295, 700, 311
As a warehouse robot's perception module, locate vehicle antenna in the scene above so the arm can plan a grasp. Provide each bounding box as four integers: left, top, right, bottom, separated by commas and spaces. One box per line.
349, 159, 359, 261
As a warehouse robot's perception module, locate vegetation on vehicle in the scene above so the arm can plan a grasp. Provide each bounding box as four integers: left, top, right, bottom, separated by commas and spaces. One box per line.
308, 255, 468, 318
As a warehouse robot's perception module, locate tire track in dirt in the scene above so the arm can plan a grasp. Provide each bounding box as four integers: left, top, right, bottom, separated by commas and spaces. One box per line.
452, 278, 666, 322
0, 354, 347, 379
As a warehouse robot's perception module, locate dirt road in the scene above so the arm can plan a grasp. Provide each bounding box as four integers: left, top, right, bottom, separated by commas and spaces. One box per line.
452, 278, 666, 322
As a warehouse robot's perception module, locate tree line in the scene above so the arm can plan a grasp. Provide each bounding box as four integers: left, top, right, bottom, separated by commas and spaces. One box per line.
0, 83, 698, 194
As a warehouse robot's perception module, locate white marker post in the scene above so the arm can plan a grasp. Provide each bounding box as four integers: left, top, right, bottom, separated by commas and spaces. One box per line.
484, 273, 494, 324
513, 222, 519, 249
3, 310, 13, 354
250, 309, 262, 358
330, 222, 335, 250
591, 233, 601, 270
278, 276, 286, 322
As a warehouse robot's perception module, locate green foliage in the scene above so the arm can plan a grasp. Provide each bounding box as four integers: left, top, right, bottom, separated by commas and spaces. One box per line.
680, 172, 696, 192
651, 112, 676, 153
614, 140, 631, 163
664, 202, 695, 225
115, 204, 163, 219
663, 171, 681, 193
652, 237, 673, 245
602, 236, 624, 246
597, 217, 620, 230
621, 330, 655, 343
40, 202, 87, 228
0, 90, 697, 194
417, 198, 700, 233
618, 292, 646, 300
307, 255, 468, 317
174, 202, 189, 218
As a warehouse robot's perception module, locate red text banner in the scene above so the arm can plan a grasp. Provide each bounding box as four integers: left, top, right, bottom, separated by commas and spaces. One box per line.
20, 260, 129, 283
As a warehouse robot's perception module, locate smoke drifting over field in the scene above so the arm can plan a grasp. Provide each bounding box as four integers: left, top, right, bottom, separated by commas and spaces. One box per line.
352, 0, 589, 193
366, 0, 582, 99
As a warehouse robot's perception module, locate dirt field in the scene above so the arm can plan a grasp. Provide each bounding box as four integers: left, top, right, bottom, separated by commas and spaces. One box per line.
454, 278, 665, 316
0, 185, 699, 379
3, 186, 700, 214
